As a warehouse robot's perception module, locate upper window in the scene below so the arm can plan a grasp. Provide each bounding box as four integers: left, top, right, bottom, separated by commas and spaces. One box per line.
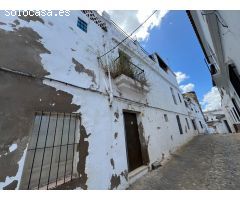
199, 121, 203, 129
192, 119, 197, 130
178, 93, 182, 103
185, 118, 190, 130
164, 114, 168, 122
170, 88, 177, 105
176, 115, 183, 135
77, 17, 87, 32
155, 53, 168, 72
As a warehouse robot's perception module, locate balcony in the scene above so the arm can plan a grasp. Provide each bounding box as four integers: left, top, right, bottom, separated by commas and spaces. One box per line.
106, 54, 149, 94
112, 56, 146, 83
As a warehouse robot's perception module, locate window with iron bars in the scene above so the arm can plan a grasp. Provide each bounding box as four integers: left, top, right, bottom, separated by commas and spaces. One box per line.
19, 112, 80, 190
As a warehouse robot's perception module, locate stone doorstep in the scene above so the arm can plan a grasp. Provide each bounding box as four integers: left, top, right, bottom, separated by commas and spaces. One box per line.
128, 165, 149, 185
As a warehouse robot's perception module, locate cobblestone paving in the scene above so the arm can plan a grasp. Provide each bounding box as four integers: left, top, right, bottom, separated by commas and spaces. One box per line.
129, 134, 240, 190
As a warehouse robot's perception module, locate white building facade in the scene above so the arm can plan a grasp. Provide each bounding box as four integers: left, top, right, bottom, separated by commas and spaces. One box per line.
204, 109, 233, 134
187, 10, 240, 133
0, 10, 207, 190
183, 92, 209, 134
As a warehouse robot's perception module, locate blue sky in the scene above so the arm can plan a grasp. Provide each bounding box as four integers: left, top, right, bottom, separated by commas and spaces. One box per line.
140, 10, 212, 102
106, 10, 220, 110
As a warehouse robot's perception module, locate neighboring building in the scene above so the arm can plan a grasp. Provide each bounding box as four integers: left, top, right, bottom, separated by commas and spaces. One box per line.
187, 10, 240, 133
0, 10, 207, 190
204, 109, 233, 134
183, 92, 209, 134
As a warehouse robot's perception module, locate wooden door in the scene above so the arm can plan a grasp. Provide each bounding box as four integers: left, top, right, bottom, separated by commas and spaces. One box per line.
123, 112, 143, 172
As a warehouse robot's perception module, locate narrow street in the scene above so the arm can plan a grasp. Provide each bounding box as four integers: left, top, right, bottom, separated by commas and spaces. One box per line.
129, 134, 240, 190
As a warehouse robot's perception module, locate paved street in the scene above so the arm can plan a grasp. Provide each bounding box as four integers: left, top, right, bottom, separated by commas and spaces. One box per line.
129, 134, 240, 190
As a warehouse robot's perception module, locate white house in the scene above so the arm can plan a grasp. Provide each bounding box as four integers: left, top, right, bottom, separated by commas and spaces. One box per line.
204, 109, 233, 134
187, 10, 240, 133
0, 10, 207, 190
183, 92, 209, 134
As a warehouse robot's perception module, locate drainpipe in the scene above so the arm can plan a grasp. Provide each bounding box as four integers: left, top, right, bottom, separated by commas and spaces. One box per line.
106, 55, 113, 107
98, 12, 115, 107
97, 56, 113, 107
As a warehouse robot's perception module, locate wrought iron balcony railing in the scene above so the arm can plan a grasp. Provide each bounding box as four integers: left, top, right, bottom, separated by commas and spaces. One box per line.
111, 56, 147, 85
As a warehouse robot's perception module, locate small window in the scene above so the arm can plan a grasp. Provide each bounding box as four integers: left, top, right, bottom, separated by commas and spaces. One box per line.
185, 118, 190, 130
176, 115, 183, 135
170, 87, 177, 105
199, 121, 203, 129
164, 114, 168, 122
77, 17, 87, 32
20, 112, 80, 189
192, 119, 197, 130
155, 53, 168, 72
184, 101, 188, 108
178, 93, 182, 103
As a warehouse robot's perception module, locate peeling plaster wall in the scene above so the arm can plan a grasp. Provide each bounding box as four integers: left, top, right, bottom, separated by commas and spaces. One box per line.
0, 11, 207, 190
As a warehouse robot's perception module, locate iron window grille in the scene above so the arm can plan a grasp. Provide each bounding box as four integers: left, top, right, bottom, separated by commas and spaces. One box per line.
77, 17, 87, 32
107, 51, 148, 86
20, 112, 81, 190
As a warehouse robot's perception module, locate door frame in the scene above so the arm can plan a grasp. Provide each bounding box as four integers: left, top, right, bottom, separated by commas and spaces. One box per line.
122, 110, 146, 172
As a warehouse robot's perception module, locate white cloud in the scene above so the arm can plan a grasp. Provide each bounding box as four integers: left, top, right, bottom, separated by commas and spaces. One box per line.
179, 83, 195, 93
175, 71, 189, 84
201, 87, 222, 112
175, 71, 193, 93
100, 10, 169, 41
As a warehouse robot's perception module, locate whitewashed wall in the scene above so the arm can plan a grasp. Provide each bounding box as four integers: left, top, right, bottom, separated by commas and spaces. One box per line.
0, 11, 207, 190
190, 11, 240, 132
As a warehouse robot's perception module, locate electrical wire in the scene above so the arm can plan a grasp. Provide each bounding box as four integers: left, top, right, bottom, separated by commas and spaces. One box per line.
201, 11, 228, 28
97, 10, 158, 59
